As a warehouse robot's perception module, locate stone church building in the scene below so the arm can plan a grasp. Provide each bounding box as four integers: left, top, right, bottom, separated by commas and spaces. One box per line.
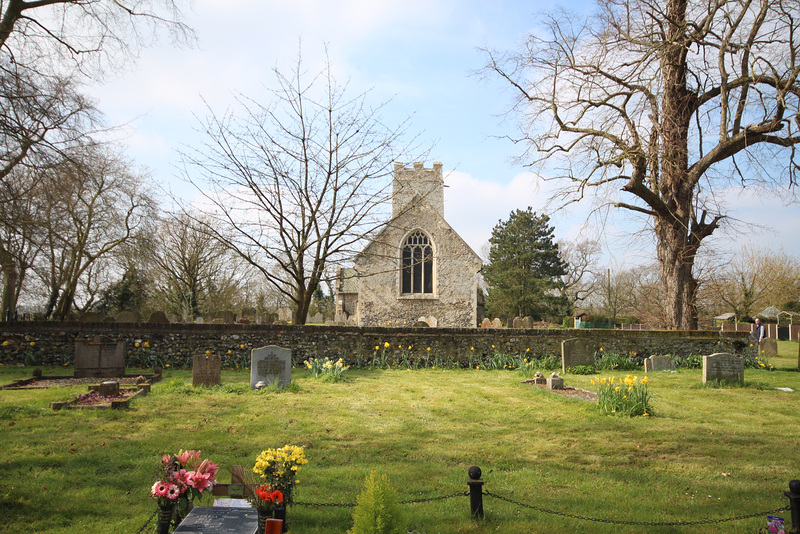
336, 162, 483, 327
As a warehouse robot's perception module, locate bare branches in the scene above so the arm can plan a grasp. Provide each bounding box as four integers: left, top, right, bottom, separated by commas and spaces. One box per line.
180, 50, 422, 324
485, 0, 800, 328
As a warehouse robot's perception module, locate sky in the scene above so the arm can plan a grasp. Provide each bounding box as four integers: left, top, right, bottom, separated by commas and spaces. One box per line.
88, 0, 800, 269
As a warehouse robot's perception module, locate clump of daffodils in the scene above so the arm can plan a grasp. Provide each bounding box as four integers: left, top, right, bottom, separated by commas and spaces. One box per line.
304, 356, 349, 382
592, 374, 653, 417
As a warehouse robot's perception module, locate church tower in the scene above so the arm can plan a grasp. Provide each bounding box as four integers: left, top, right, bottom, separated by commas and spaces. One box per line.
392, 162, 444, 218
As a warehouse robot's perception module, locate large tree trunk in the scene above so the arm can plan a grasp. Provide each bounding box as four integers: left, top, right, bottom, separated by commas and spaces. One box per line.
656, 0, 698, 330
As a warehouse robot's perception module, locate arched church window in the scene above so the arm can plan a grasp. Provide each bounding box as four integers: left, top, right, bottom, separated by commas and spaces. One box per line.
401, 231, 433, 294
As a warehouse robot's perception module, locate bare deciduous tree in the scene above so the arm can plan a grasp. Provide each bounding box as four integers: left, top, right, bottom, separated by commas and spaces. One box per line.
485, 0, 800, 329
701, 246, 800, 319
181, 51, 421, 325
33, 146, 155, 319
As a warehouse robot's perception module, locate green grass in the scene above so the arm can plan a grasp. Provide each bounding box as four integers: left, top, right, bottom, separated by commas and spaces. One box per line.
0, 342, 798, 533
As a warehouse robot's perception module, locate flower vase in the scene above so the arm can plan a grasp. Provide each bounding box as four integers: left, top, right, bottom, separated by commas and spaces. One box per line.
156, 503, 176, 534
175, 496, 193, 525
273, 505, 287, 533
257, 508, 271, 534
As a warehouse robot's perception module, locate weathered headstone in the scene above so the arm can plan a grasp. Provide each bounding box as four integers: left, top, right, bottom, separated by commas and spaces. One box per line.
759, 338, 778, 357
115, 311, 138, 323
241, 307, 257, 321
217, 311, 236, 324
147, 311, 169, 323
308, 313, 323, 324
250, 346, 291, 389
547, 375, 564, 390
522, 316, 534, 329
702, 353, 744, 384
561, 338, 595, 373
644, 355, 676, 373
78, 311, 103, 323
481, 318, 491, 328
98, 380, 120, 397
193, 354, 222, 387
74, 338, 126, 378
491, 318, 503, 329
512, 317, 522, 329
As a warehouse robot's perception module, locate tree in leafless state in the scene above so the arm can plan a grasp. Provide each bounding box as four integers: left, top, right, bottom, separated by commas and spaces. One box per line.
181, 52, 421, 325
701, 246, 800, 319
32, 146, 155, 320
485, 0, 800, 329
0, 0, 192, 76
558, 238, 601, 310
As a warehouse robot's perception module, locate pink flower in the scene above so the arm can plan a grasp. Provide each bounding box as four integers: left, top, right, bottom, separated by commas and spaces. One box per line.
171, 468, 191, 486
151, 481, 168, 497
175, 450, 199, 466
166, 484, 181, 500
161, 455, 173, 466
187, 471, 212, 492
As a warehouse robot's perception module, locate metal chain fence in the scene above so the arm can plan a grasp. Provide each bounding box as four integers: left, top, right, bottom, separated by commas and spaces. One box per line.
484, 489, 789, 528
133, 486, 792, 531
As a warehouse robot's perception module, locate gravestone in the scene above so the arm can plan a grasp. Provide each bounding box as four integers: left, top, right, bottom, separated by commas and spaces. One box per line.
195, 316, 204, 324
759, 338, 778, 356
193, 354, 221, 387
491, 318, 503, 329
522, 316, 534, 329
74, 338, 126, 378
308, 313, 323, 324
98, 381, 120, 397
115, 311, 138, 323
241, 307, 256, 321
171, 507, 257, 533
78, 311, 103, 323
217, 311, 236, 324
481, 318, 491, 328
512, 317, 522, 329
702, 353, 744, 385
250, 346, 291, 389
547, 375, 564, 390
644, 355, 676, 373
147, 311, 169, 323
561, 338, 595, 373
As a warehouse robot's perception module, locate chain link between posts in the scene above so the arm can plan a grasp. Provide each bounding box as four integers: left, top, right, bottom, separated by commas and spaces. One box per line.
485, 489, 789, 527
134, 488, 790, 531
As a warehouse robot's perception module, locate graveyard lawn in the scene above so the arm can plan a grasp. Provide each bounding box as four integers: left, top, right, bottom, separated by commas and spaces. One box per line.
0, 341, 798, 534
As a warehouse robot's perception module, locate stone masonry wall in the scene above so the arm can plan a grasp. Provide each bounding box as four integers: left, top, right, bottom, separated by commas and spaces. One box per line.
0, 322, 752, 369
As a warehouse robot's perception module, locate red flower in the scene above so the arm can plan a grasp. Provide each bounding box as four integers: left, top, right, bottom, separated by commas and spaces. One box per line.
271, 490, 284, 504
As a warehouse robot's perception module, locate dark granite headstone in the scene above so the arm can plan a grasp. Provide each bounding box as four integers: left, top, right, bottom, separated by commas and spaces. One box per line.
171, 506, 258, 533
74, 338, 125, 378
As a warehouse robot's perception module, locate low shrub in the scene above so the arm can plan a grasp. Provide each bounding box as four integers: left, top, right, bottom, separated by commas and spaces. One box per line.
566, 364, 596, 375
348, 471, 404, 534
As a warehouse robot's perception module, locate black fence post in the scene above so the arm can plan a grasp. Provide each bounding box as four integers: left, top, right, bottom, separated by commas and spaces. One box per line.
467, 466, 484, 519
786, 480, 800, 533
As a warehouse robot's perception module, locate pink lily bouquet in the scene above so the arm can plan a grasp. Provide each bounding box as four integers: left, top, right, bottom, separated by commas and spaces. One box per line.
151, 450, 219, 507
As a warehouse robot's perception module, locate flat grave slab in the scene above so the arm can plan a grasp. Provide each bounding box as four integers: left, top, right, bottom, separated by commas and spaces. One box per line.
172, 506, 258, 533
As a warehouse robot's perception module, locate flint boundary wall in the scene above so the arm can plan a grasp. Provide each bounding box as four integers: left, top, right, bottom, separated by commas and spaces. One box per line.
0, 322, 753, 367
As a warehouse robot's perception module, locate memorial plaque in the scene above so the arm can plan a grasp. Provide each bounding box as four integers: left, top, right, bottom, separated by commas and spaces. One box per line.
172, 506, 258, 533
702, 353, 744, 384
250, 345, 291, 389
644, 355, 676, 373
561, 338, 595, 373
